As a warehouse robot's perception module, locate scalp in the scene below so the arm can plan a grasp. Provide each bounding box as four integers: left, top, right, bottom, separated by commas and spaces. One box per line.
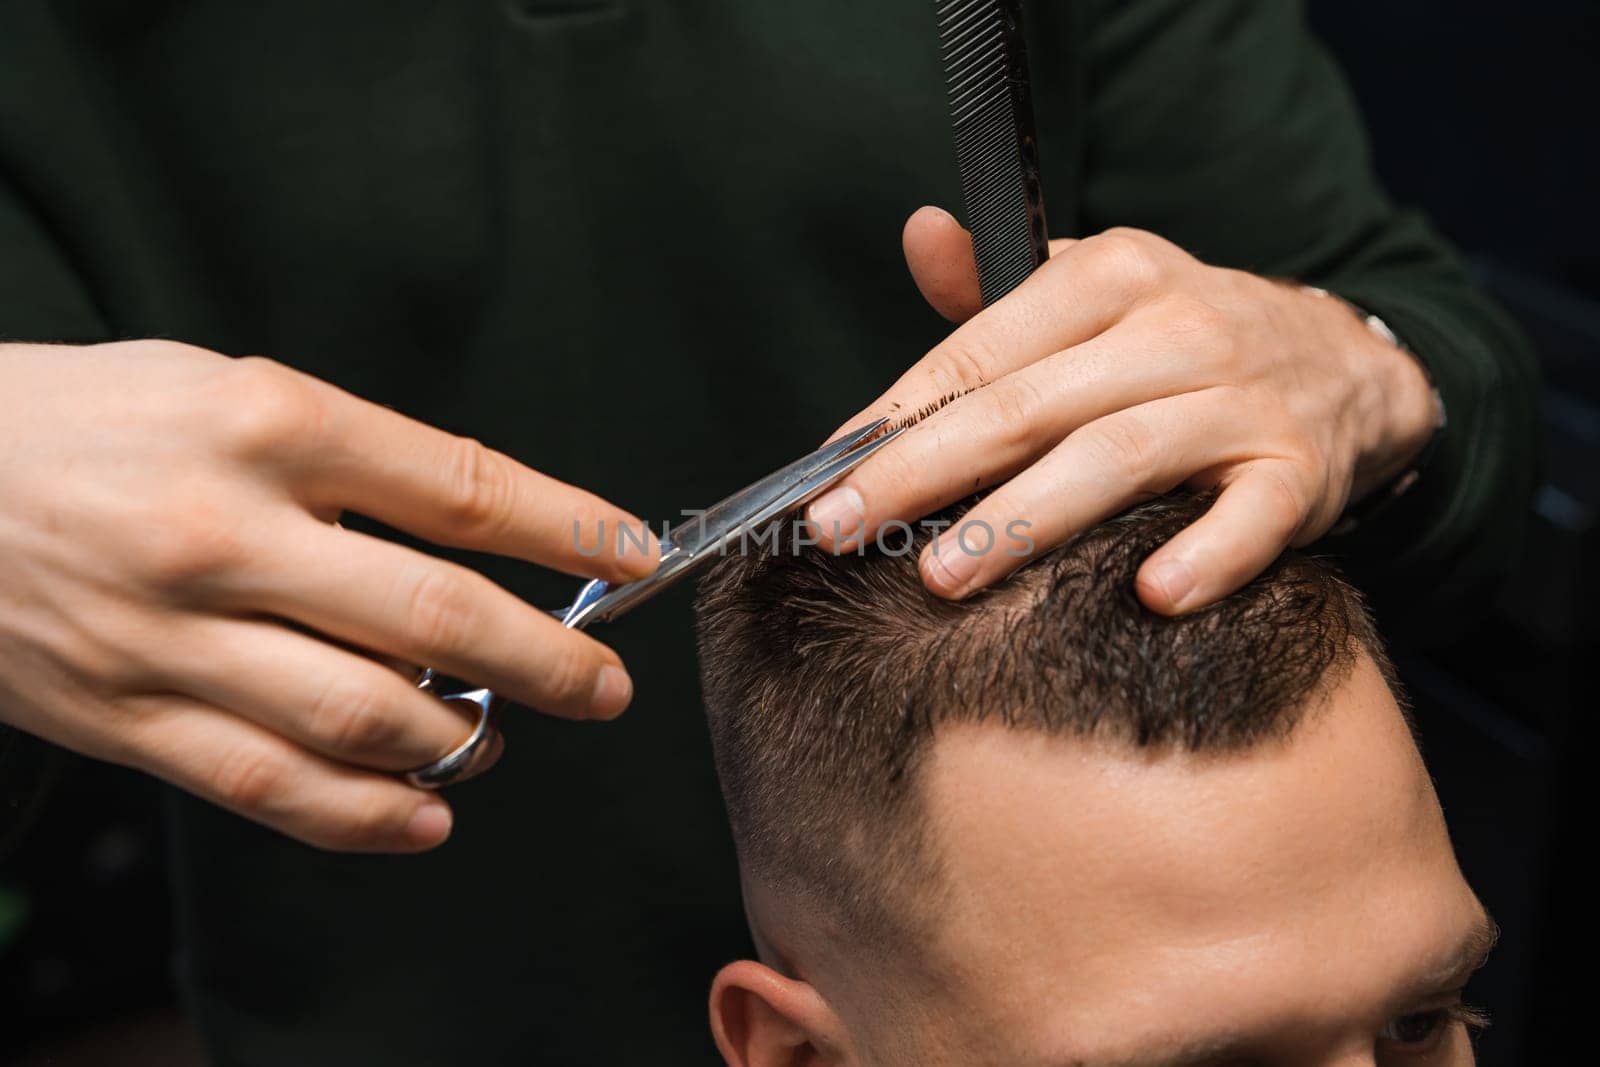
694, 491, 1388, 947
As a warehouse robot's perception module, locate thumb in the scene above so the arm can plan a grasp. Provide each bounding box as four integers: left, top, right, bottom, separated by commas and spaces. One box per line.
902, 205, 983, 323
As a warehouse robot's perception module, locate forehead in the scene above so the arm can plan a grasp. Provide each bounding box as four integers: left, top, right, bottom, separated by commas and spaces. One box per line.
918, 655, 1480, 1059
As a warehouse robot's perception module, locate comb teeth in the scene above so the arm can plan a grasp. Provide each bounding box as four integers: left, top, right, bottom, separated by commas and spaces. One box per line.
936, 0, 1049, 306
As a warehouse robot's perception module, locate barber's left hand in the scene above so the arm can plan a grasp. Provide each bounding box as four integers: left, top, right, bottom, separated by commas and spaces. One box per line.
808, 206, 1440, 614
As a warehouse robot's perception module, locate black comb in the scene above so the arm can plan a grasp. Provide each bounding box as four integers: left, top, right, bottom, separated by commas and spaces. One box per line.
936, 0, 1050, 306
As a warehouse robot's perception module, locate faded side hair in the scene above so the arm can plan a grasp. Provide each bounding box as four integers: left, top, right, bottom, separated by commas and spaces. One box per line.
694, 492, 1388, 947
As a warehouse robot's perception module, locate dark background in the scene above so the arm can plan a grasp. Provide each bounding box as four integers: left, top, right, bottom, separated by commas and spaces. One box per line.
3, 3, 1595, 1064
1306, 4, 1596, 1065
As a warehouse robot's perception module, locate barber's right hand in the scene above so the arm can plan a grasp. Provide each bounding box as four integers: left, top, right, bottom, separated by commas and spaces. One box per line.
0, 341, 657, 852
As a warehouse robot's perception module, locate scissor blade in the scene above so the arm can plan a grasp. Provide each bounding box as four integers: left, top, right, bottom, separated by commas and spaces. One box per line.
722, 423, 905, 541
666, 418, 889, 555
562, 419, 902, 629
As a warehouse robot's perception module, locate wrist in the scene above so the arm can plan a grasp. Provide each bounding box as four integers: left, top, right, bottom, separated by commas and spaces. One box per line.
1302, 286, 1443, 501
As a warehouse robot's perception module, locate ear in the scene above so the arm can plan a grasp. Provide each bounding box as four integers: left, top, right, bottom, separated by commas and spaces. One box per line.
709, 959, 852, 1067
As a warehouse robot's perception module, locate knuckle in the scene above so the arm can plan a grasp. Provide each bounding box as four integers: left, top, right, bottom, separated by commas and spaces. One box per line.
141, 338, 216, 364
1103, 226, 1179, 258
1099, 226, 1151, 246
1091, 230, 1162, 292
210, 745, 285, 810
307, 676, 398, 755
325, 793, 409, 851
860, 439, 920, 503
402, 568, 478, 658
1258, 467, 1309, 531
73, 692, 160, 767
138, 503, 248, 589
1082, 415, 1161, 483
967, 493, 1021, 548
926, 336, 997, 395
986, 377, 1047, 447
215, 358, 324, 457
539, 643, 597, 711
91, 609, 180, 690
439, 437, 517, 539
84, 709, 148, 768
1153, 295, 1229, 344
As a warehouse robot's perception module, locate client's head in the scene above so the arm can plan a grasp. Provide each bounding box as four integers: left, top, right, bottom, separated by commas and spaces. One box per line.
695, 493, 1492, 1067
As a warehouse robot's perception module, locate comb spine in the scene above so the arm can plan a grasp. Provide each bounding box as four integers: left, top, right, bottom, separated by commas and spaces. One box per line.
936, 0, 1050, 306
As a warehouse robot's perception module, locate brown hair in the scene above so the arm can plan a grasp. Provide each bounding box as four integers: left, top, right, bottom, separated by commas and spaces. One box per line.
694, 492, 1388, 945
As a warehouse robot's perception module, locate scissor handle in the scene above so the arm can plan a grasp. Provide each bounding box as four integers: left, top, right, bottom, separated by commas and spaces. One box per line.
403, 574, 614, 786
405, 669, 505, 788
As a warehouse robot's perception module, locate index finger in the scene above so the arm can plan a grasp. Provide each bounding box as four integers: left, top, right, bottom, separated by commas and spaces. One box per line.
235, 360, 657, 583
825, 230, 1159, 442
238, 522, 637, 722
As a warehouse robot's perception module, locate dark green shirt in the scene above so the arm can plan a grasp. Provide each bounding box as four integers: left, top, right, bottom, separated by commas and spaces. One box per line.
0, 2, 1537, 1063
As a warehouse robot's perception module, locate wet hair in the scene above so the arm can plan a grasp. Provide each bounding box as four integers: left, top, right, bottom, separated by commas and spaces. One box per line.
694, 492, 1389, 947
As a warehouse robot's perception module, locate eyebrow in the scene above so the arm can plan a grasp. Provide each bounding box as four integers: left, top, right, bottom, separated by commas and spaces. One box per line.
1081, 912, 1502, 1067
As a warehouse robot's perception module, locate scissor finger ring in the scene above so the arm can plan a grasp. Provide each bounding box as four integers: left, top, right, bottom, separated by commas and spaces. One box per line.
404, 669, 504, 789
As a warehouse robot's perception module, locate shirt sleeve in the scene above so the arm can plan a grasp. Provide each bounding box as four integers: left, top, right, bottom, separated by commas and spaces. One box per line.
1077, 0, 1540, 636
0, 172, 110, 342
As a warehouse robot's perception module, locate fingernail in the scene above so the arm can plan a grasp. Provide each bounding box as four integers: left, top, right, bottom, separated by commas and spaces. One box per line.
922, 535, 980, 595
407, 801, 453, 849
592, 664, 634, 718
1146, 558, 1196, 610
807, 487, 865, 549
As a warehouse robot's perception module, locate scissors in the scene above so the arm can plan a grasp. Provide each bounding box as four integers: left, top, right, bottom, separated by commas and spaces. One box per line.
404, 417, 905, 788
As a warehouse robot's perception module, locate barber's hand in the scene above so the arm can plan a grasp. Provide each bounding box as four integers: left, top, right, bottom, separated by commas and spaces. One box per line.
0, 341, 656, 851
809, 206, 1439, 614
